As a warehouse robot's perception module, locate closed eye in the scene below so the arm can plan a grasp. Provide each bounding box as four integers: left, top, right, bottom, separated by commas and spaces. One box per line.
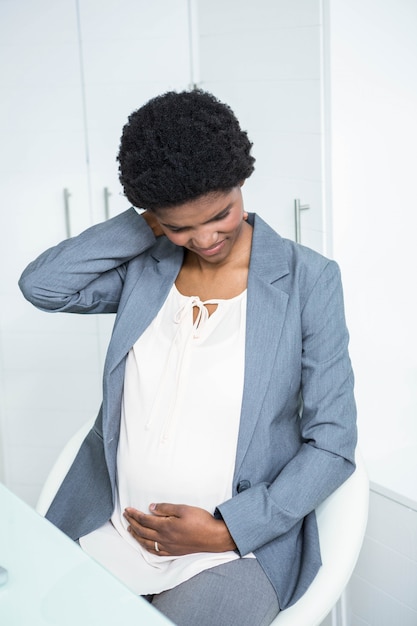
162, 206, 232, 232
213, 209, 230, 221
166, 225, 189, 233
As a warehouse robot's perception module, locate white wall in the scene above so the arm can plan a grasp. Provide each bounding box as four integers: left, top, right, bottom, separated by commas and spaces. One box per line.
348, 487, 417, 625
329, 3, 417, 623
329, 0, 417, 494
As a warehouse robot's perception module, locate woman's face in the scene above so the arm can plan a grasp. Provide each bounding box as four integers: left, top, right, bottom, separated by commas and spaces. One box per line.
152, 186, 249, 265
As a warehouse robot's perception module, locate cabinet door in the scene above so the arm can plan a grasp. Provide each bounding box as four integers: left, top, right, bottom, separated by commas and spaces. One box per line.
78, 0, 192, 223
0, 0, 101, 504
0, 0, 194, 504
0, 0, 92, 280
196, 0, 325, 252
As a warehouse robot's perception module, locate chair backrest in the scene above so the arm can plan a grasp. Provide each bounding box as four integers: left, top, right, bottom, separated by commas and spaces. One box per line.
271, 451, 369, 625
37, 427, 369, 626
36, 419, 95, 516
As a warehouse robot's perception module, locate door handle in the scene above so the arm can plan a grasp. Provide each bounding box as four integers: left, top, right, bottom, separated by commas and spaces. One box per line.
294, 198, 310, 243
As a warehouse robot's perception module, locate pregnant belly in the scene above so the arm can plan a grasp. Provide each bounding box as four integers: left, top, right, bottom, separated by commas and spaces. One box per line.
117, 429, 237, 515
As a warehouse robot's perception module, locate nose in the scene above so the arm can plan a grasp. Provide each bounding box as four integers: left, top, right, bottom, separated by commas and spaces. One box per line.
192, 227, 218, 249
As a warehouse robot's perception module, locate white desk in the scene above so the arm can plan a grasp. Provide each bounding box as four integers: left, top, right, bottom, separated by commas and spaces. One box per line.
0, 483, 173, 625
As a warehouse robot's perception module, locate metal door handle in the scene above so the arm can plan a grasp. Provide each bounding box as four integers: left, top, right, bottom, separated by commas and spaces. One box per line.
103, 187, 112, 220
294, 198, 310, 243
63, 188, 71, 238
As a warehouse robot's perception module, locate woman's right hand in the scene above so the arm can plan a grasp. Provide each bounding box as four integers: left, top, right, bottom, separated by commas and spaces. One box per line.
141, 210, 165, 238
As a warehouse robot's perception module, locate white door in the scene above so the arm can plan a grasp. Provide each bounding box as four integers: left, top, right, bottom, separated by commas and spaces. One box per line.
0, 0, 192, 504
195, 0, 326, 252
79, 0, 192, 223
0, 0, 100, 503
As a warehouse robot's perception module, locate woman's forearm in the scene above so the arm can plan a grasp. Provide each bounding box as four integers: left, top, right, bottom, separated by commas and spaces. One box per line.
19, 208, 156, 313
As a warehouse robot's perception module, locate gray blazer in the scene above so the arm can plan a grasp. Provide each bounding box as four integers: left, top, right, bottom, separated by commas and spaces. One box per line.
19, 209, 357, 609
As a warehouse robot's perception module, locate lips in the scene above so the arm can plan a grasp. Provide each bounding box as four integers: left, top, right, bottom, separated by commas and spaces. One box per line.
192, 239, 226, 257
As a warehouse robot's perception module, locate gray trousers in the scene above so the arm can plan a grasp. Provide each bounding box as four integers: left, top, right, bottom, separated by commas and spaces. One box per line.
147, 558, 280, 626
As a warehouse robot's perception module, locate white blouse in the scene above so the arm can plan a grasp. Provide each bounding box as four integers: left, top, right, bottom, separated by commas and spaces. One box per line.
80, 284, 251, 595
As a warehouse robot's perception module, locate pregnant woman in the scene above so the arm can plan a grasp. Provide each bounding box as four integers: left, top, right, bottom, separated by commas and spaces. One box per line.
19, 89, 357, 626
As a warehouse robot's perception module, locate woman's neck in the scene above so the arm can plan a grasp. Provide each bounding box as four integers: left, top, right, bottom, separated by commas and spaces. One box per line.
176, 223, 253, 300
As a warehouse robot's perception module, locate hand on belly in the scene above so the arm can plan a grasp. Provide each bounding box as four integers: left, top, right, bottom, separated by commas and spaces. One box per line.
123, 502, 237, 557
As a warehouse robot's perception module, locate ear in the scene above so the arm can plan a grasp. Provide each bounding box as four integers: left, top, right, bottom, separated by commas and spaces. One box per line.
141, 210, 165, 238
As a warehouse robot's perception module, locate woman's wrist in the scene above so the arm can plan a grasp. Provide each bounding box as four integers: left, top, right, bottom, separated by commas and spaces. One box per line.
214, 519, 237, 552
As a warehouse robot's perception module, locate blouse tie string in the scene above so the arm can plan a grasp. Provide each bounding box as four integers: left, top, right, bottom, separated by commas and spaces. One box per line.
144, 295, 221, 439
174, 296, 220, 339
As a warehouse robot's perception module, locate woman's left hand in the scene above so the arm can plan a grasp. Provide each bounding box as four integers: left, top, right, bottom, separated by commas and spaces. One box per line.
123, 503, 237, 556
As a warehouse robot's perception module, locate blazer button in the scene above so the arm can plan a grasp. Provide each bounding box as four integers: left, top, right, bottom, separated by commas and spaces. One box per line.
237, 480, 251, 493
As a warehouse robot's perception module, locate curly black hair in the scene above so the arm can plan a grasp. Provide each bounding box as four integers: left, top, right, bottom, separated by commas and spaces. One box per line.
117, 90, 255, 210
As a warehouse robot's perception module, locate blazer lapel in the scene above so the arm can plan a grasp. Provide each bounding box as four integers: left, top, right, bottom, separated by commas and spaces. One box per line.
102, 239, 183, 460
234, 214, 290, 475
105, 239, 183, 374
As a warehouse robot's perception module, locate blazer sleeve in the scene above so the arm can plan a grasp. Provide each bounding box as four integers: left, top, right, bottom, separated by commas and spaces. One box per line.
18, 208, 156, 314
217, 260, 357, 555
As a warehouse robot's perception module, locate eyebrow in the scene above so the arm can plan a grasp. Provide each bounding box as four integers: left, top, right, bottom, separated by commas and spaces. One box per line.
160, 203, 233, 229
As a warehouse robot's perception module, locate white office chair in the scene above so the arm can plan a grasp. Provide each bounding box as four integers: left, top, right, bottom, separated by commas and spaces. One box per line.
37, 424, 369, 626
271, 451, 369, 625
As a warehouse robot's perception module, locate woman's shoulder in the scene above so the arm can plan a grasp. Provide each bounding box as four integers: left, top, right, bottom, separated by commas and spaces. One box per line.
251, 213, 336, 272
